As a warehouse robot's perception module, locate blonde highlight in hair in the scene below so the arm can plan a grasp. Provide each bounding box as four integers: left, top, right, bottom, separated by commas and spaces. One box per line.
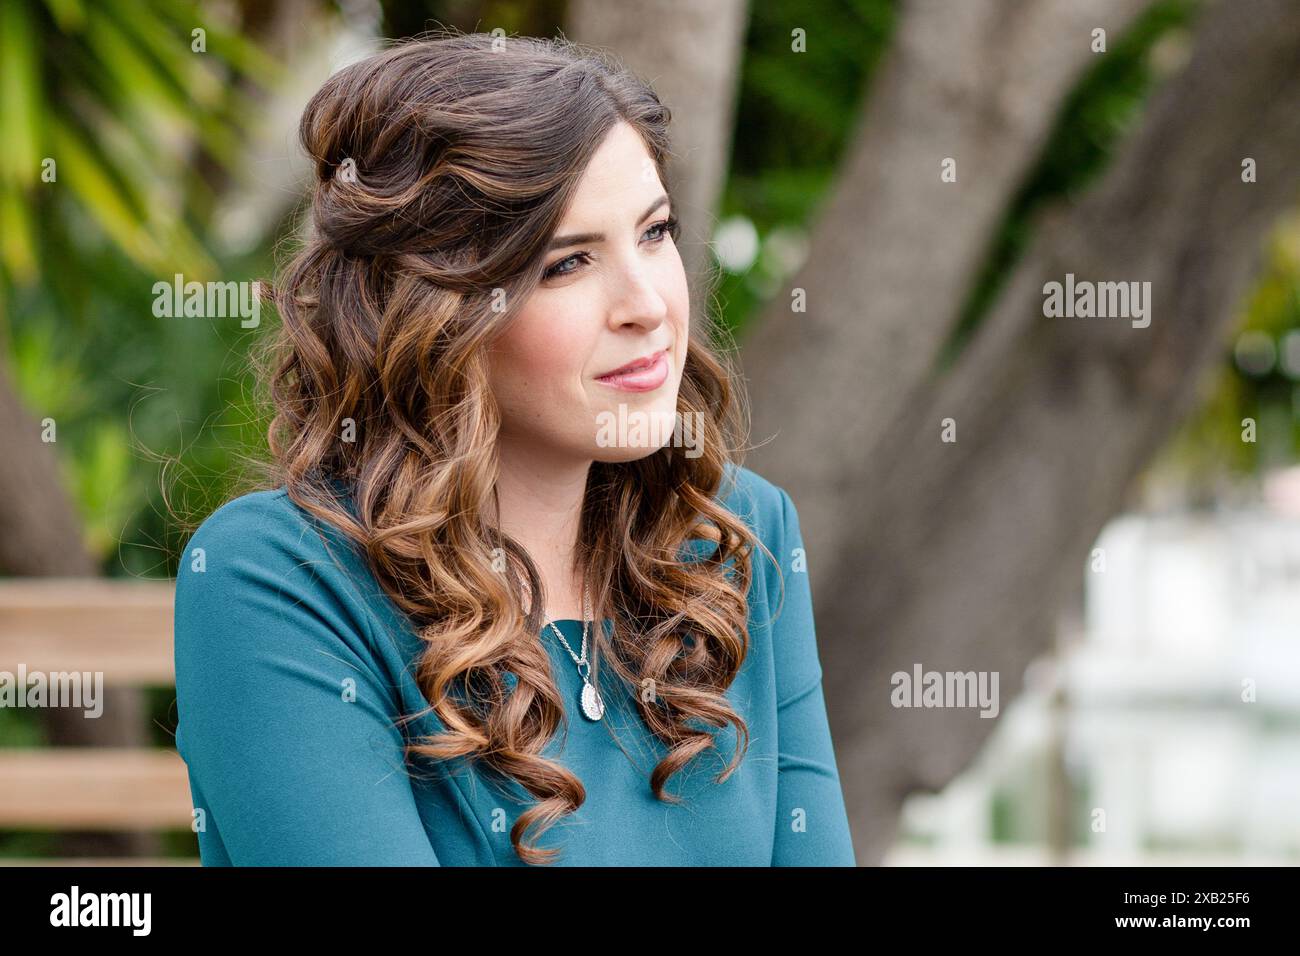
249, 29, 765, 864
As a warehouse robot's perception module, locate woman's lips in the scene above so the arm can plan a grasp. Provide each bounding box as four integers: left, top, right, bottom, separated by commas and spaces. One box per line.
595, 349, 670, 392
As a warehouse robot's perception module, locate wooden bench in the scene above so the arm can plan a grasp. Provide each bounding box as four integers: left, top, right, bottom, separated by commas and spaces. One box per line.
0, 578, 197, 864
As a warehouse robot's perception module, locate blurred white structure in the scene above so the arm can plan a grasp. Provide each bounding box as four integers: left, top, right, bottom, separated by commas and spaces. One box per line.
887, 469, 1300, 865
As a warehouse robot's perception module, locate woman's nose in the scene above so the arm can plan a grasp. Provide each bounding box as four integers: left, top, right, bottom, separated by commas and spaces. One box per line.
607, 263, 668, 332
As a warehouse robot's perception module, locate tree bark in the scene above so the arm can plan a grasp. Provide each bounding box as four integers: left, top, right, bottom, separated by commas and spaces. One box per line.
741, 0, 1158, 569
789, 0, 1299, 863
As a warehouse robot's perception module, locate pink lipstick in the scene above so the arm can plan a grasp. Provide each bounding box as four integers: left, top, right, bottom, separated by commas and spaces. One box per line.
595, 348, 670, 392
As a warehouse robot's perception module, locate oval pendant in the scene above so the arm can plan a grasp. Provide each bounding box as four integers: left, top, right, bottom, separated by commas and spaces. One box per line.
581, 680, 605, 721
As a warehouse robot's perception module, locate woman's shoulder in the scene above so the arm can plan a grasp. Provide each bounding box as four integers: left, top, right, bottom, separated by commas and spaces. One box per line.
180, 484, 350, 559
182, 487, 292, 563
184, 485, 291, 537
175, 485, 367, 607
174, 485, 381, 661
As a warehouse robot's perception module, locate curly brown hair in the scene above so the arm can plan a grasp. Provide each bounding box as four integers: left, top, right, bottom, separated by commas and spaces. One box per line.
245, 29, 765, 864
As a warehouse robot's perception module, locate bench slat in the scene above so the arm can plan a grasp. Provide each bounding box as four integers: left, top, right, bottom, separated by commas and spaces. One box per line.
0, 579, 175, 685
0, 748, 193, 829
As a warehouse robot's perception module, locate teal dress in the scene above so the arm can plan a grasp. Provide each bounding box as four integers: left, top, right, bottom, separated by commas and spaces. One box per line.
173, 464, 856, 865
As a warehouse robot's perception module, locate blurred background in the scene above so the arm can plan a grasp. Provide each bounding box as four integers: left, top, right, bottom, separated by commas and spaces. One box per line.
0, 0, 1297, 865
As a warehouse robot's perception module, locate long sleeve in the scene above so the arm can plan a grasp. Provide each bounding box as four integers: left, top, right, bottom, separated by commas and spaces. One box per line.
173, 493, 441, 866
769, 488, 857, 866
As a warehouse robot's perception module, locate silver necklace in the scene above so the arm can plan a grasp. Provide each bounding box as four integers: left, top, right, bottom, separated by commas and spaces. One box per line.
545, 583, 605, 721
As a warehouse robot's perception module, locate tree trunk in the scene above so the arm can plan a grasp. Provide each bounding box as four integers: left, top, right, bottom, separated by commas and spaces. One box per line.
741, 0, 1158, 568
749, 0, 1300, 863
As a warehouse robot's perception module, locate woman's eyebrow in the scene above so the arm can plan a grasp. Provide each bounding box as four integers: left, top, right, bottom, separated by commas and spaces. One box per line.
547, 195, 670, 250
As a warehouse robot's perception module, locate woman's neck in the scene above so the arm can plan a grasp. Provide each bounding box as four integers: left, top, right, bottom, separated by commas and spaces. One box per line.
494, 439, 592, 622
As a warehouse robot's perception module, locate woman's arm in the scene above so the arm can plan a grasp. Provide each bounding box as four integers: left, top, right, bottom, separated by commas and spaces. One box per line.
769, 487, 857, 866
174, 492, 441, 866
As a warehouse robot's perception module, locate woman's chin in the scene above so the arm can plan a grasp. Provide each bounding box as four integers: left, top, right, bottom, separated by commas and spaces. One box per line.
591, 401, 684, 462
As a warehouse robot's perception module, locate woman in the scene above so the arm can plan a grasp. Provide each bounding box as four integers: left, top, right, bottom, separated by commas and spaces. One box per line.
173, 30, 855, 866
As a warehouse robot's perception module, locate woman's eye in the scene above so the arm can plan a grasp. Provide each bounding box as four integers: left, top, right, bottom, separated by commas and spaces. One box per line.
645, 216, 679, 243
542, 216, 678, 281
544, 253, 586, 280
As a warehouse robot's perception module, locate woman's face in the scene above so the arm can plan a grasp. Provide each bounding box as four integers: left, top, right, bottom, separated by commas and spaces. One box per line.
487, 121, 690, 466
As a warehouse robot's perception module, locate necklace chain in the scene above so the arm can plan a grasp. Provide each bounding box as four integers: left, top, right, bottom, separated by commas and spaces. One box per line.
545, 581, 605, 720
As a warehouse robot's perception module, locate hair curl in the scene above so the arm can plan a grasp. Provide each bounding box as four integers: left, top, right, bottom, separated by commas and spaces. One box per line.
247, 30, 766, 864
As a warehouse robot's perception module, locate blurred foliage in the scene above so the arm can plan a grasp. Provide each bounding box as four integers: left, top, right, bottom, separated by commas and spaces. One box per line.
0, 0, 281, 285
1159, 220, 1300, 485
0, 0, 282, 577
715, 0, 897, 336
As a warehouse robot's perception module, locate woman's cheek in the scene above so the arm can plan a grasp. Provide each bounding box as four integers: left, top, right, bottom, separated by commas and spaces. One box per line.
531, 334, 584, 400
